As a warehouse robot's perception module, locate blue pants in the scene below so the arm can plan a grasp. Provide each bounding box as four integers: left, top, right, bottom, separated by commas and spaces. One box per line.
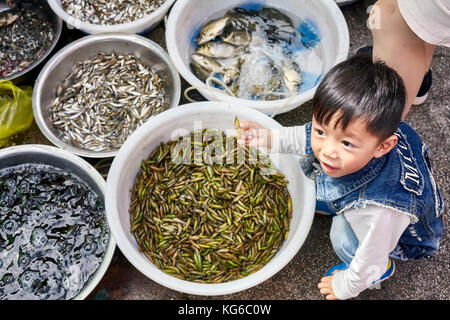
329, 214, 359, 267
330, 214, 407, 266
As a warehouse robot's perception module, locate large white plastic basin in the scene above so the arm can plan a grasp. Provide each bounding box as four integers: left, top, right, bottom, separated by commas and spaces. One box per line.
166, 0, 349, 116
105, 102, 316, 295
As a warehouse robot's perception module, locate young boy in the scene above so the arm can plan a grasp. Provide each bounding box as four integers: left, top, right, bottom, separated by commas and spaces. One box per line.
238, 55, 444, 300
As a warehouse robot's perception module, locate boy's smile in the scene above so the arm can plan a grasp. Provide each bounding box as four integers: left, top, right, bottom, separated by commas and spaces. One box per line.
320, 161, 339, 175
311, 115, 397, 178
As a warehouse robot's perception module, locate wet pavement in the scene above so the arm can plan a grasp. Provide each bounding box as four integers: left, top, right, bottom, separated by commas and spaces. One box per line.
6, 0, 449, 300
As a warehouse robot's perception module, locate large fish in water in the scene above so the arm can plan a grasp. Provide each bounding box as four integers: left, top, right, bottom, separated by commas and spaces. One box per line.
190, 63, 212, 82
221, 30, 253, 46
282, 59, 302, 95
223, 57, 245, 85
191, 53, 223, 75
196, 41, 244, 59
197, 15, 231, 45
237, 51, 282, 100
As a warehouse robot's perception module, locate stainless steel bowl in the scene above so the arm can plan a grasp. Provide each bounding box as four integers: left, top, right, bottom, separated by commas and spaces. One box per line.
47, 0, 177, 34
0, 144, 116, 300
32, 33, 181, 158
1, 1, 63, 83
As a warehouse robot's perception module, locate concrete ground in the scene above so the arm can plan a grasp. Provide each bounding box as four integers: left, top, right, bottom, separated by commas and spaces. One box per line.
5, 0, 449, 300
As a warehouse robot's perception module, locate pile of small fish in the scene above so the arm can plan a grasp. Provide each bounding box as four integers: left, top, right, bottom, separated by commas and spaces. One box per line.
0, 1, 55, 78
62, 0, 167, 25
191, 7, 304, 101
129, 129, 292, 283
49, 51, 166, 152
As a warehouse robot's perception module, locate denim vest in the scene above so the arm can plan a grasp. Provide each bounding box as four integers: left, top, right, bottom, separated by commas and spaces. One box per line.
300, 122, 444, 259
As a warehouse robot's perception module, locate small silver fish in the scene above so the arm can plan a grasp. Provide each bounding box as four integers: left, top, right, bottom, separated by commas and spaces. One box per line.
50, 51, 166, 152
197, 16, 230, 45
196, 41, 243, 59
61, 0, 166, 25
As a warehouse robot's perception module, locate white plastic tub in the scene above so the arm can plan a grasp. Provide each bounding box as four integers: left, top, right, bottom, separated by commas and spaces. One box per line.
165, 0, 349, 116
105, 102, 316, 295
47, 0, 176, 34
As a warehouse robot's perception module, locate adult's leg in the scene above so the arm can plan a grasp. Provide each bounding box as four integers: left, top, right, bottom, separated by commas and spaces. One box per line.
369, 0, 436, 118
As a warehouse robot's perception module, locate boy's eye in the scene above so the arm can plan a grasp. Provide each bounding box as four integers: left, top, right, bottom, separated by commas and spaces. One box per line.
314, 129, 325, 136
342, 140, 354, 149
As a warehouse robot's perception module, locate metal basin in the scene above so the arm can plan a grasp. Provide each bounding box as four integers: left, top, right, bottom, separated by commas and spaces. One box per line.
47, 0, 176, 34
32, 33, 181, 158
0, 144, 116, 300
1, 1, 63, 83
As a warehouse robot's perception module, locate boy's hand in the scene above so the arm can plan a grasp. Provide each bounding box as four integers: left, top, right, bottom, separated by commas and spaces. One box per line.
236, 120, 272, 148
318, 271, 340, 300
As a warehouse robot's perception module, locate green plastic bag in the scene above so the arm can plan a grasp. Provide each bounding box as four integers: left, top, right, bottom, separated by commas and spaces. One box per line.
0, 80, 33, 147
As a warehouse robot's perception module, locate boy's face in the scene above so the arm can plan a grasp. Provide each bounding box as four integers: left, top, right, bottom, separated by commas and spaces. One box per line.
311, 115, 393, 178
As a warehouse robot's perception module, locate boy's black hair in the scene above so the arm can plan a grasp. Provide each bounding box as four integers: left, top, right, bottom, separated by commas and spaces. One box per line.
312, 54, 406, 141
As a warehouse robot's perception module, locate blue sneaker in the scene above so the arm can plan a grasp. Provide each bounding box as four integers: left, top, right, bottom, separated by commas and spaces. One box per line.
324, 262, 347, 277
370, 259, 395, 286
324, 259, 395, 284
315, 200, 337, 216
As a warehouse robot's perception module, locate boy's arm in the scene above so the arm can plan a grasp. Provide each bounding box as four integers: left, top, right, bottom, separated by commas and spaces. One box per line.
239, 121, 308, 156
271, 125, 308, 156
331, 206, 410, 300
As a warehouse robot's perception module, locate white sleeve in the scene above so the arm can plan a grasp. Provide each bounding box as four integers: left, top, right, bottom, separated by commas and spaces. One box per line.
271, 125, 307, 156
331, 206, 411, 300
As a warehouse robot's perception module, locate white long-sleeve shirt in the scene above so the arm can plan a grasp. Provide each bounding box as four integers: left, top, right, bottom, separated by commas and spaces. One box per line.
272, 125, 411, 300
